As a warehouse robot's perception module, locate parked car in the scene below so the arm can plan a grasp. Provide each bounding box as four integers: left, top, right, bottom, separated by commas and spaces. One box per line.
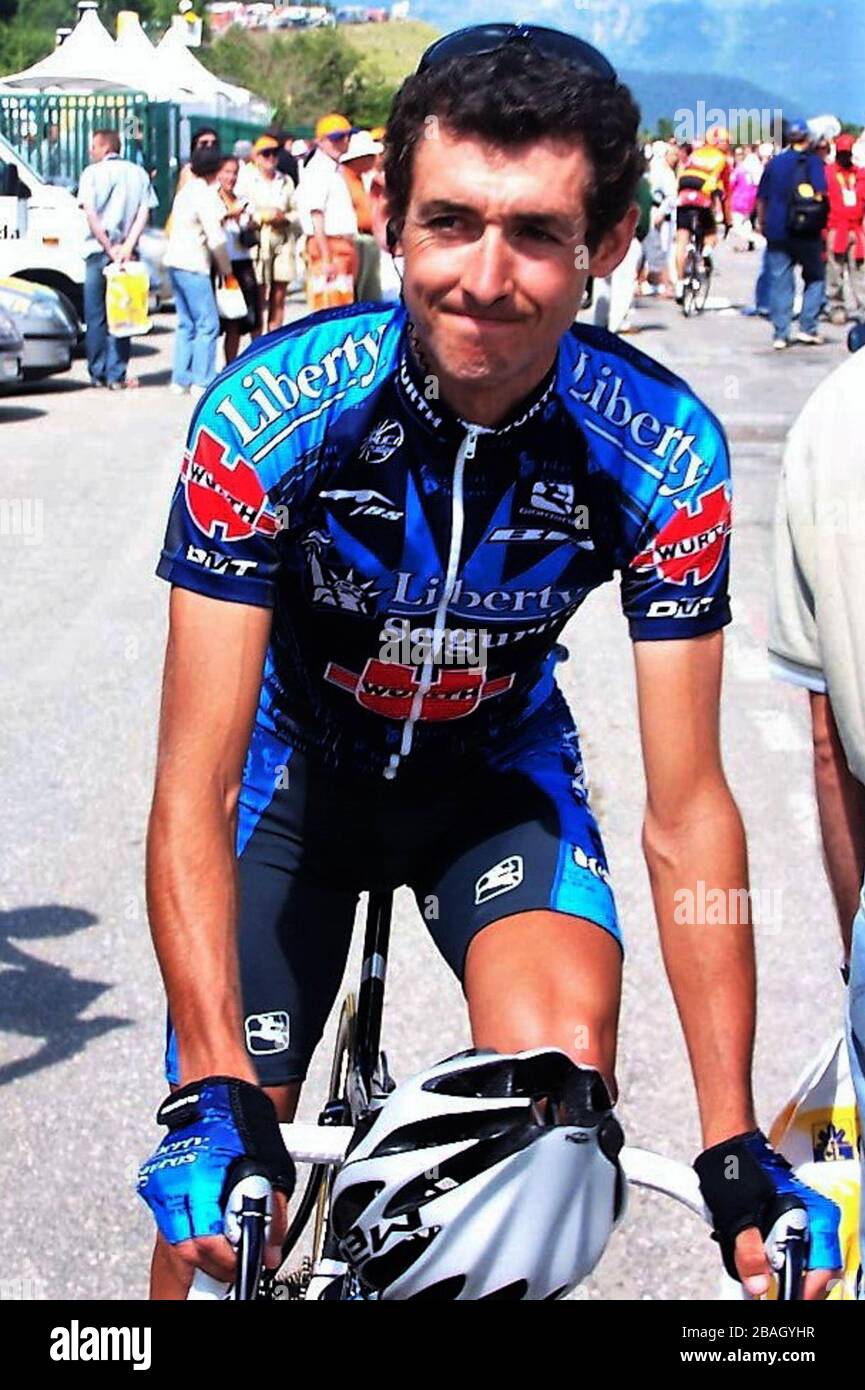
0, 303, 24, 388
0, 276, 81, 381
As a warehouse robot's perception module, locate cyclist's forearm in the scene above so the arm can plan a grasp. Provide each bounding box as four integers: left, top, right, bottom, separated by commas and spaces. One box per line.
146, 781, 256, 1086
644, 787, 757, 1147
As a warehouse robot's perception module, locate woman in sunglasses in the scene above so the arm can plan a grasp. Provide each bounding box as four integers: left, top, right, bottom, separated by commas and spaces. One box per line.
246, 135, 299, 335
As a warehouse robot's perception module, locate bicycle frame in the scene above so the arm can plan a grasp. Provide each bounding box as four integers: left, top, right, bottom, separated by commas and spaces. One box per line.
188, 889, 807, 1302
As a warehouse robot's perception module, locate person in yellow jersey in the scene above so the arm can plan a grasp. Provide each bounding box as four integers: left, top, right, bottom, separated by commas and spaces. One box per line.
674, 125, 732, 297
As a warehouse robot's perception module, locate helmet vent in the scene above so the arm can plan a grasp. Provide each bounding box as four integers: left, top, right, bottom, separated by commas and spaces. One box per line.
383, 1122, 537, 1218
406, 1275, 466, 1300
331, 1181, 385, 1239
478, 1279, 529, 1300
371, 1108, 524, 1157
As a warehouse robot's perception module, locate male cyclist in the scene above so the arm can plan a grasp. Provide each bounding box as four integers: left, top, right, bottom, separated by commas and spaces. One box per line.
139, 26, 839, 1299
675, 125, 732, 297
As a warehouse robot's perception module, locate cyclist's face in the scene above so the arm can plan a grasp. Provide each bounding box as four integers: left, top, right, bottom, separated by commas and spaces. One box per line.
391, 126, 634, 413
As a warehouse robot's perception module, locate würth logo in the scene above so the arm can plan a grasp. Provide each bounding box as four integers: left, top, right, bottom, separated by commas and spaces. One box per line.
630, 484, 731, 587
182, 426, 279, 543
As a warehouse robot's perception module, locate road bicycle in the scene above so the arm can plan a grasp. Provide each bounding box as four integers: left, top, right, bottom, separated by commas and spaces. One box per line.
190, 890, 810, 1302
680, 221, 713, 318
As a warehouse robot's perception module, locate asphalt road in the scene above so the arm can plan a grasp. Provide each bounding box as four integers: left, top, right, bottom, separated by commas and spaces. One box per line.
0, 248, 853, 1301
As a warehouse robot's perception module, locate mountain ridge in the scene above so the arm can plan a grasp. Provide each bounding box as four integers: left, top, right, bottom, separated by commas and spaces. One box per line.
411, 0, 865, 120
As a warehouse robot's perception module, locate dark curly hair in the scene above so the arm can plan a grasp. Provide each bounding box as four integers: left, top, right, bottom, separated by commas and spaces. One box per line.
383, 46, 645, 253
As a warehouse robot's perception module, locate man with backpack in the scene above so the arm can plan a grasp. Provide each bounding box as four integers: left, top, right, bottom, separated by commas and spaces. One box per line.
755, 119, 828, 350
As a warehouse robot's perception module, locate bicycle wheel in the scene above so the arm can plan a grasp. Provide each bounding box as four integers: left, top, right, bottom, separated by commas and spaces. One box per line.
694, 256, 712, 312
681, 248, 698, 316
311, 991, 357, 1263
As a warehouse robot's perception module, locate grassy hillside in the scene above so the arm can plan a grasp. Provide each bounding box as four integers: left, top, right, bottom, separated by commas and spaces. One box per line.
337, 19, 441, 85
203, 19, 441, 125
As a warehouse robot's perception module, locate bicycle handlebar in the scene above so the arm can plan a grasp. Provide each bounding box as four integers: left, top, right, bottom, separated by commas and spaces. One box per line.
187, 1135, 813, 1301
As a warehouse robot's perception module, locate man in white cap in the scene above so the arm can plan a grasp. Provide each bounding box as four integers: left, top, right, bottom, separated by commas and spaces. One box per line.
341, 129, 384, 301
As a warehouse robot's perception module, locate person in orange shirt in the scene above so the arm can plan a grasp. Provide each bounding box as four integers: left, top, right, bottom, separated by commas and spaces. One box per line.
341, 130, 384, 302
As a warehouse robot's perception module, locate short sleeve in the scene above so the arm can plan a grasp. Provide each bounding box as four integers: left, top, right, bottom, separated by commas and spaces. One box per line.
77, 165, 94, 209
141, 168, 158, 211
155, 391, 282, 608
620, 405, 732, 640
301, 158, 330, 213
768, 417, 826, 692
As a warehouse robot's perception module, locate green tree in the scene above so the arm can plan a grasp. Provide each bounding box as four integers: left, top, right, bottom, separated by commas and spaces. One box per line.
0, 23, 55, 74
656, 116, 674, 140
202, 26, 397, 128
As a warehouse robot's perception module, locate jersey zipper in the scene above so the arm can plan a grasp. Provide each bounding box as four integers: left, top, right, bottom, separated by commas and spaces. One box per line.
383, 423, 482, 780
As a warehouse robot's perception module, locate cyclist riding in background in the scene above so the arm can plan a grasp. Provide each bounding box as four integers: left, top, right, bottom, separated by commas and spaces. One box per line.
675, 125, 732, 297
137, 26, 840, 1300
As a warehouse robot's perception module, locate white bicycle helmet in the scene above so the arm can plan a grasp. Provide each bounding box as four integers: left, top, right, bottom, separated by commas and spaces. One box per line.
330, 1048, 625, 1300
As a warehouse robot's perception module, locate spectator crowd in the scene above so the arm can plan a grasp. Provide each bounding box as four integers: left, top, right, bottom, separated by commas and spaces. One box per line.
75, 109, 865, 396
598, 118, 865, 345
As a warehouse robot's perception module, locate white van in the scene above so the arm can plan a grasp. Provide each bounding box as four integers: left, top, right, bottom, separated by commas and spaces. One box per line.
0, 131, 169, 319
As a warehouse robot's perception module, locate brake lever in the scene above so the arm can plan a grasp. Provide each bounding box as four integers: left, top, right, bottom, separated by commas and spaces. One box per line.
225, 1173, 273, 1301
765, 1207, 808, 1301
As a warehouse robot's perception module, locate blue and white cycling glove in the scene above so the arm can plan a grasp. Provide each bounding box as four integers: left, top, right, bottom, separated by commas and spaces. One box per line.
695, 1129, 841, 1279
137, 1077, 295, 1245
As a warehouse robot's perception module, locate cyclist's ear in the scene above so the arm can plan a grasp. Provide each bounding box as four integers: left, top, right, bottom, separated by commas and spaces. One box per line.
588, 203, 639, 278
369, 171, 399, 254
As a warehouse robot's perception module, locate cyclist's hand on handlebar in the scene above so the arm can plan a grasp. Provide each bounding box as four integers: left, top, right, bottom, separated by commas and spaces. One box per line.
730, 1224, 835, 1300
695, 1130, 841, 1299
137, 1077, 295, 1274
158, 1188, 289, 1288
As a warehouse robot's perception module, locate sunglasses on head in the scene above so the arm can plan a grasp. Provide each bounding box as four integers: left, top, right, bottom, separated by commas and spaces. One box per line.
417, 22, 617, 81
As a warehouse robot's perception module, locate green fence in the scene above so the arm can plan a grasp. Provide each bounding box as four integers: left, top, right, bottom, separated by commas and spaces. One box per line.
0, 93, 298, 229
0, 90, 150, 192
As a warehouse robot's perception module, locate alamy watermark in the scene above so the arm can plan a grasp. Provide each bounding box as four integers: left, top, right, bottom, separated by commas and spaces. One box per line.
673, 102, 784, 147
379, 618, 489, 669
0, 497, 43, 545
673, 881, 783, 928
49, 1320, 151, 1371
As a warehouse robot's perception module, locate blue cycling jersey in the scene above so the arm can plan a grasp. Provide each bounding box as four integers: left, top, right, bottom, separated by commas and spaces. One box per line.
157, 302, 732, 778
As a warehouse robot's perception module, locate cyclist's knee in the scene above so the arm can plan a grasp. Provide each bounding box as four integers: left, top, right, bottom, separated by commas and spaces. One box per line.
150, 1231, 194, 1301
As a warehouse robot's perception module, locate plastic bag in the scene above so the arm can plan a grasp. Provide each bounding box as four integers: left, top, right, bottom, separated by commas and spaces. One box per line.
306, 270, 354, 314
215, 276, 248, 321
720, 1031, 861, 1299
104, 261, 151, 337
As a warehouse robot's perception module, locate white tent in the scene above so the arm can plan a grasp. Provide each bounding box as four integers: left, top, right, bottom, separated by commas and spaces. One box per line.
154, 27, 259, 109
0, 4, 138, 92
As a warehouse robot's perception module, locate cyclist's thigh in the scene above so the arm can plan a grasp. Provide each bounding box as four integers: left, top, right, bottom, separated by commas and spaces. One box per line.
410, 718, 622, 985
164, 740, 359, 1090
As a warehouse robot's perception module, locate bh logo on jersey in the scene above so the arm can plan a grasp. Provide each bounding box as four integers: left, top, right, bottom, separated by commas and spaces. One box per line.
182, 426, 279, 542
630, 483, 731, 586
323, 658, 514, 720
